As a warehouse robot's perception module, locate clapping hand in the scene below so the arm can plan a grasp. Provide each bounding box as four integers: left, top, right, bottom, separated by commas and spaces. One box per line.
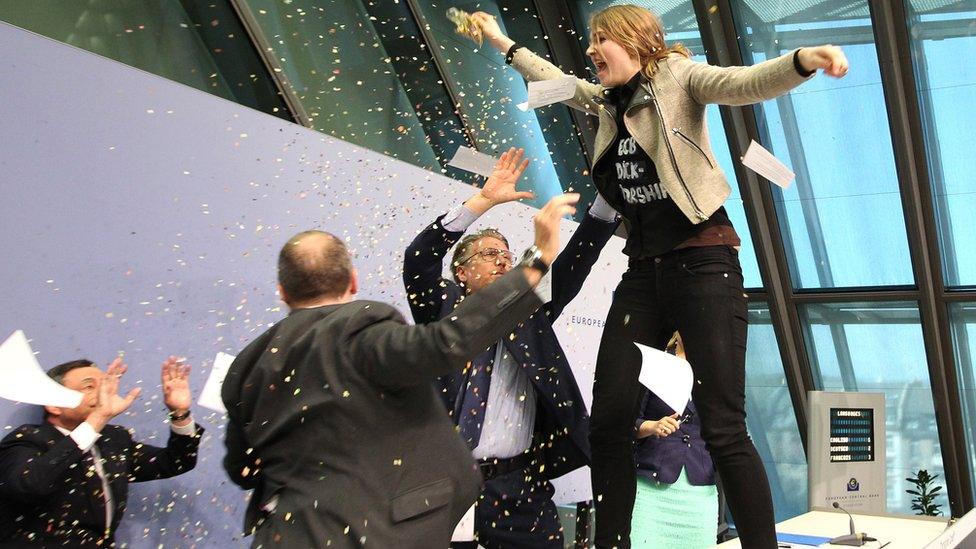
161, 356, 192, 415
86, 357, 141, 432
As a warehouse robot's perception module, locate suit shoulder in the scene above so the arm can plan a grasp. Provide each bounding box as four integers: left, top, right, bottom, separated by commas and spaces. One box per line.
0, 424, 52, 445
333, 301, 407, 342
338, 300, 404, 322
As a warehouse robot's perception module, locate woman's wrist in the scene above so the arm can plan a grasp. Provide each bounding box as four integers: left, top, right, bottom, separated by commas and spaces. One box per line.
490, 34, 515, 53
794, 48, 816, 77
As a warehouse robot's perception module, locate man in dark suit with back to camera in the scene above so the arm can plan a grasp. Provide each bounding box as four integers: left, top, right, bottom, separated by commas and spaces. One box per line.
0, 356, 202, 547
403, 148, 618, 547
221, 191, 579, 548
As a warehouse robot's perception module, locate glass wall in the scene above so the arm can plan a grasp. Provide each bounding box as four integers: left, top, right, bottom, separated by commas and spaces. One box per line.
905, 0, 976, 288
801, 301, 949, 514
238, 0, 443, 171
746, 303, 808, 521
360, 0, 477, 181
408, 0, 590, 209
0, 0, 289, 119
569, 0, 765, 289
950, 303, 976, 499
731, 0, 915, 289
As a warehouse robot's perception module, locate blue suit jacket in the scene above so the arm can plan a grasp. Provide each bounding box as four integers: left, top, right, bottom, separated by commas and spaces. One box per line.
635, 391, 715, 486
403, 210, 617, 480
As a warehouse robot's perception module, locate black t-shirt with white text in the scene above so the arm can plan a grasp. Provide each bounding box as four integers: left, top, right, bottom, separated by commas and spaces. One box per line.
592, 72, 732, 258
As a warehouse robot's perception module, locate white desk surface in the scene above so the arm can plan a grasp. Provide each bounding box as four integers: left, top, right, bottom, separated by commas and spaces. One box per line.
717, 509, 948, 548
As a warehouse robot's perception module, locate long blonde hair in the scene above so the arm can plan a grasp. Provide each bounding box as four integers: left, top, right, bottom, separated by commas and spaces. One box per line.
589, 4, 690, 79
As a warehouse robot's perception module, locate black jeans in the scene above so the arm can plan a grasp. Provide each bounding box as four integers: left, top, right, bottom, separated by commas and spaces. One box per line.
589, 245, 776, 548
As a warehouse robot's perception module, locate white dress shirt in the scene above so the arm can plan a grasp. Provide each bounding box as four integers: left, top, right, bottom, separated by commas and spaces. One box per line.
471, 342, 537, 459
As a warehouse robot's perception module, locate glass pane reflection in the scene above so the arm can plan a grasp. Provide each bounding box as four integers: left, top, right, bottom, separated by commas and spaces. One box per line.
801, 301, 948, 514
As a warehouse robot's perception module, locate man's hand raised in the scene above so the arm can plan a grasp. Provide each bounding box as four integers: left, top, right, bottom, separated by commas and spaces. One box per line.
533, 193, 579, 266
465, 147, 534, 215
161, 356, 192, 417
480, 147, 533, 206
85, 357, 141, 433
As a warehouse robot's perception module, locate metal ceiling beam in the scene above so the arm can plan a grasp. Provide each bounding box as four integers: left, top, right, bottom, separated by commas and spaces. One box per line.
227, 0, 312, 127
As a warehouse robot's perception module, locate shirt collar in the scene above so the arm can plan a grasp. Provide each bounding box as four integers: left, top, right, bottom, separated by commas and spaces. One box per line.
606, 71, 645, 108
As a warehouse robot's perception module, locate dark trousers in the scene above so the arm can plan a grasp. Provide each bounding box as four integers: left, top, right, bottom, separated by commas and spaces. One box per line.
453, 468, 563, 549
589, 245, 776, 548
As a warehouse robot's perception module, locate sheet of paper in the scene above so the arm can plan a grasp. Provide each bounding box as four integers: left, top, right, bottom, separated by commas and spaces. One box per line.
635, 343, 692, 416
741, 140, 796, 189
447, 146, 497, 178
197, 352, 235, 413
516, 75, 577, 111
451, 503, 476, 542
0, 330, 83, 408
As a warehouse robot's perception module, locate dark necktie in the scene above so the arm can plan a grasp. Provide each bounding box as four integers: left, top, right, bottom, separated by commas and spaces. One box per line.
457, 345, 496, 449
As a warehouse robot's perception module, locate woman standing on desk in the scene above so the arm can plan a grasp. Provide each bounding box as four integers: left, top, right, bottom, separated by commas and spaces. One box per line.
633, 332, 718, 548
461, 4, 849, 547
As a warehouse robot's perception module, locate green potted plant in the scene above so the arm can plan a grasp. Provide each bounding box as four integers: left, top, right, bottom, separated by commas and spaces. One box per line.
906, 469, 944, 516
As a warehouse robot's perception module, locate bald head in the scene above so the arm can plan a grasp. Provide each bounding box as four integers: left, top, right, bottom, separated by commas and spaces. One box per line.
278, 231, 354, 306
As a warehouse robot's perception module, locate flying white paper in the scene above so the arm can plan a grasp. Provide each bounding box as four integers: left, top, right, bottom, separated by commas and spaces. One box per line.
197, 351, 235, 413
635, 342, 692, 415
741, 140, 796, 189
447, 146, 497, 178
516, 75, 577, 111
0, 330, 83, 408
451, 503, 476, 542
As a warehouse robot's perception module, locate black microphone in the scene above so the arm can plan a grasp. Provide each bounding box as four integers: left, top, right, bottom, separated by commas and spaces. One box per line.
835, 501, 856, 536
829, 501, 876, 546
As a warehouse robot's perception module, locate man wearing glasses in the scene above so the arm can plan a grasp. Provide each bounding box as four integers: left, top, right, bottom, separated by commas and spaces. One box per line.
403, 148, 618, 548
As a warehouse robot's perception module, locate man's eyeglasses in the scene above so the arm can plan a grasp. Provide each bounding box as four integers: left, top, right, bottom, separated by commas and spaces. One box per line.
457, 247, 516, 266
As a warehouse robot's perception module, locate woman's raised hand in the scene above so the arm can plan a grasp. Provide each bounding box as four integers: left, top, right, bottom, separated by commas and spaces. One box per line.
798, 45, 850, 78
469, 12, 515, 52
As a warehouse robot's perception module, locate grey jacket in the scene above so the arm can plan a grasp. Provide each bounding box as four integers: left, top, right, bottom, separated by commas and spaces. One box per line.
510, 48, 812, 223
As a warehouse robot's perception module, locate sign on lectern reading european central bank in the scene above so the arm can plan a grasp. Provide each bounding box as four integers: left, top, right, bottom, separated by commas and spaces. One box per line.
808, 391, 886, 513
